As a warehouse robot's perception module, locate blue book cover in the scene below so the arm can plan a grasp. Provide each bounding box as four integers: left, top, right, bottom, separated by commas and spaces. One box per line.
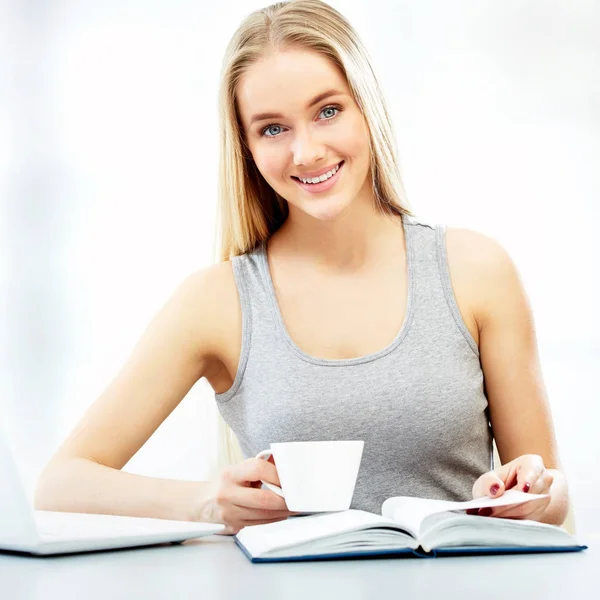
235, 537, 587, 563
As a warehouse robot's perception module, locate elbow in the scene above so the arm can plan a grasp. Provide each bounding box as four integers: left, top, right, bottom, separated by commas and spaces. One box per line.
34, 458, 79, 511
34, 463, 61, 511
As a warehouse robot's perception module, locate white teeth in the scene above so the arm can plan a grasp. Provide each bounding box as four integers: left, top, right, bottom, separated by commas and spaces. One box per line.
299, 163, 340, 184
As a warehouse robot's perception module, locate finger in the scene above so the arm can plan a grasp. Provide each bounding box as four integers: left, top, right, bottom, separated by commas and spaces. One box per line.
240, 512, 294, 523
534, 470, 554, 494
472, 471, 505, 499
237, 516, 292, 528
520, 470, 552, 496
218, 514, 292, 536
218, 504, 292, 531
495, 461, 520, 490
228, 458, 282, 488
513, 471, 553, 498
224, 505, 293, 523
514, 454, 545, 492
244, 507, 293, 519
227, 486, 289, 511
489, 495, 551, 519
232, 507, 294, 519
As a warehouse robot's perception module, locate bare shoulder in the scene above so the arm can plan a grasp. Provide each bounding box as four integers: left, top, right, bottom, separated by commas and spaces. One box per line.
181, 260, 242, 391
36, 260, 241, 473
445, 227, 513, 268
180, 260, 239, 359
444, 227, 523, 337
186, 259, 237, 306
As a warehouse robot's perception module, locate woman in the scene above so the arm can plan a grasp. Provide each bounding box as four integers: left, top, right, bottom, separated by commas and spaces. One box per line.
35, 0, 569, 535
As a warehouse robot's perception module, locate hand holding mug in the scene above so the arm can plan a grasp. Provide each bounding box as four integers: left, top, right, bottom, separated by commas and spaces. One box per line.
208, 457, 294, 535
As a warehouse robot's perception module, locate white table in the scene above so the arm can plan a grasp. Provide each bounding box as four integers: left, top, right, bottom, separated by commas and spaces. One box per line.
0, 535, 596, 599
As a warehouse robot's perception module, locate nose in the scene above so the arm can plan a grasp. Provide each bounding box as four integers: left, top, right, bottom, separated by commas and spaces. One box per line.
291, 126, 326, 167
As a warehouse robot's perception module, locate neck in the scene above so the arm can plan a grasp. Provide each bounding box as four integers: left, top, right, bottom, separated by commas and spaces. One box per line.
270, 195, 405, 272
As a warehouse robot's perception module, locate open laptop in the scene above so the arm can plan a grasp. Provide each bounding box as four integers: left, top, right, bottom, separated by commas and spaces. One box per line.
0, 431, 224, 555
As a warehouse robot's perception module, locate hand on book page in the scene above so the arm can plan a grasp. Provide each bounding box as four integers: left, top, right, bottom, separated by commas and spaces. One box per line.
381, 490, 549, 537
471, 454, 554, 520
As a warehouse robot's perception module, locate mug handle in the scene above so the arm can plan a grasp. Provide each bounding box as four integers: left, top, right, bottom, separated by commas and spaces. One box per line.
255, 450, 285, 497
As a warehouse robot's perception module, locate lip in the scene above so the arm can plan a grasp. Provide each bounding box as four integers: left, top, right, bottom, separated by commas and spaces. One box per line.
291, 161, 344, 194
293, 161, 343, 180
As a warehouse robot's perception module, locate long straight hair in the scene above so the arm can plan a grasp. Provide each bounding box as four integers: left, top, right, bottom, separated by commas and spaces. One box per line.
214, 0, 412, 465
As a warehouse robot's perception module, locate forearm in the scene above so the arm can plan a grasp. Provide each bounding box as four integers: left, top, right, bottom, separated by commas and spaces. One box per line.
34, 457, 218, 523
538, 468, 569, 526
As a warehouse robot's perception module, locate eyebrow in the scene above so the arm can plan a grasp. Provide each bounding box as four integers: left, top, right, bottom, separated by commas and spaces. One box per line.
249, 89, 346, 126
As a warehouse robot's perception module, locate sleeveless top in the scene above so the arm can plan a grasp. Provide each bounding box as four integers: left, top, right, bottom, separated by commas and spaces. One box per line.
215, 215, 493, 513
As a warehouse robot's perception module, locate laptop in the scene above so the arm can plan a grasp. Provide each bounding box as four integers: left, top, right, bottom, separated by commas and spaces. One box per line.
0, 431, 224, 555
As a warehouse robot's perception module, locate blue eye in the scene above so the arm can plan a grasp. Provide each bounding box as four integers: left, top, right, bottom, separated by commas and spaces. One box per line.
261, 104, 342, 138
320, 106, 338, 119
262, 124, 283, 138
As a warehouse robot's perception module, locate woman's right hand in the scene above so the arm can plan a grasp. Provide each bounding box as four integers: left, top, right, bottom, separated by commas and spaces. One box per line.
205, 457, 294, 535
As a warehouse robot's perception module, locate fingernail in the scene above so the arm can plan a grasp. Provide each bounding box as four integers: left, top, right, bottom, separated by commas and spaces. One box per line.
466, 509, 478, 515
478, 507, 493, 517
490, 484, 500, 496
523, 482, 531, 493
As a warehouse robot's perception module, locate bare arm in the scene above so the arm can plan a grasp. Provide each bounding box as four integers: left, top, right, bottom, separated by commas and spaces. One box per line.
35, 262, 291, 532
34, 266, 221, 521
447, 228, 569, 525
35, 263, 278, 522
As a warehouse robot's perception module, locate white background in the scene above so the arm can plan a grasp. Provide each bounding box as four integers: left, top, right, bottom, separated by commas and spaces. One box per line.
1, 1, 598, 535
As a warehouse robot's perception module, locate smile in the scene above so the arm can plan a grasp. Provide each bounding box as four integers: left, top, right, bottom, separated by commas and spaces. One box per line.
291, 161, 344, 194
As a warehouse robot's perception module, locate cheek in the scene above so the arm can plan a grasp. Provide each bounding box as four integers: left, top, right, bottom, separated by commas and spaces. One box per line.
336, 117, 370, 159
254, 150, 285, 181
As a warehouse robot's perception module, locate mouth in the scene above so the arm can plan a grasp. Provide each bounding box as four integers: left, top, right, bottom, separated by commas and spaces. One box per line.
291, 161, 344, 194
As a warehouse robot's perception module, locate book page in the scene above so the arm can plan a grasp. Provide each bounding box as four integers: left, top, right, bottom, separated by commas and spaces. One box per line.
236, 509, 412, 558
381, 490, 549, 538
417, 511, 577, 552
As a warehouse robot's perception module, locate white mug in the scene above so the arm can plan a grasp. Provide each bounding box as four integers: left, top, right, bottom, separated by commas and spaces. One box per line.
255, 440, 364, 513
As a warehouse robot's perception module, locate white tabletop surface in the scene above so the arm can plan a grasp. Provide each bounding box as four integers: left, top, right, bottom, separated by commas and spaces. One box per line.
0, 535, 596, 600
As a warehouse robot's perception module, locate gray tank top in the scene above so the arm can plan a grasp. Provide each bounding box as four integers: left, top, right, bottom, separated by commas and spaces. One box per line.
215, 215, 493, 513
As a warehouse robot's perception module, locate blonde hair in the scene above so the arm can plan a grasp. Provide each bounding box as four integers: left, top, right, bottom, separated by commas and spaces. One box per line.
216, 0, 412, 261
214, 0, 412, 465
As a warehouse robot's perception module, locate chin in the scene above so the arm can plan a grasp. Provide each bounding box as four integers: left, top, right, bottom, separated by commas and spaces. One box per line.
297, 195, 353, 222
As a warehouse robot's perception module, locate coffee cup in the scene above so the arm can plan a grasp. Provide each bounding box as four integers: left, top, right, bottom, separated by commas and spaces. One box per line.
255, 440, 364, 512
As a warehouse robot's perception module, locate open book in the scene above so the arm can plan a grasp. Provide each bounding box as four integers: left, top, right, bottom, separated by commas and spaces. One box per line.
235, 490, 586, 562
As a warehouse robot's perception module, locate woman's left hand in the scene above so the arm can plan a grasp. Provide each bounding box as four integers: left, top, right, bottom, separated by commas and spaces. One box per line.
470, 454, 554, 521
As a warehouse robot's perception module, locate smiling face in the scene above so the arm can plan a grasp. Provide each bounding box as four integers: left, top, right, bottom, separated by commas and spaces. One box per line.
237, 49, 374, 222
